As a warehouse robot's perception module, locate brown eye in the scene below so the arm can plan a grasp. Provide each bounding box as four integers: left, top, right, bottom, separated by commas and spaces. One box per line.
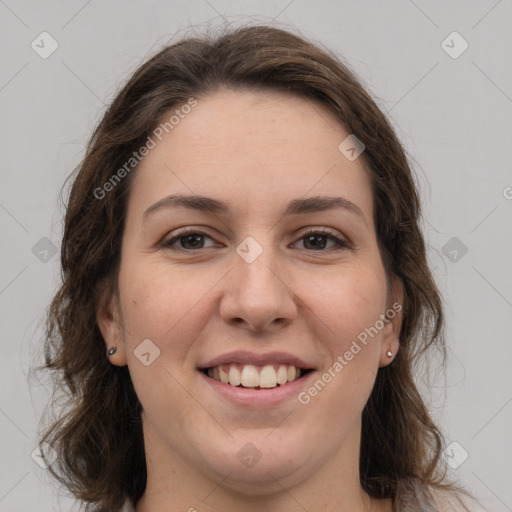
162, 230, 217, 252
161, 228, 349, 253
294, 230, 349, 251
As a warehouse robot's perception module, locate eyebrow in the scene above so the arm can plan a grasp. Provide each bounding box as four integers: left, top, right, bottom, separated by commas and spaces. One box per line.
143, 194, 367, 225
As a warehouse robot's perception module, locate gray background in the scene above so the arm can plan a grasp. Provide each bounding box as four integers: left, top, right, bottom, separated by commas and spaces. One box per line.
1, 1, 511, 511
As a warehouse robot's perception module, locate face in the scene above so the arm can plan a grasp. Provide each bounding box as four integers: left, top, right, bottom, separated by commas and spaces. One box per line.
98, 88, 402, 496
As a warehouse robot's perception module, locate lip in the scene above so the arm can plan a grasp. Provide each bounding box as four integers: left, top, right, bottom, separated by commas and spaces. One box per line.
198, 350, 315, 370
198, 368, 317, 407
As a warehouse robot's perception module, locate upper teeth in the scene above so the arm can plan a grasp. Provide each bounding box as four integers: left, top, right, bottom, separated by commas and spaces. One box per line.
206, 364, 302, 388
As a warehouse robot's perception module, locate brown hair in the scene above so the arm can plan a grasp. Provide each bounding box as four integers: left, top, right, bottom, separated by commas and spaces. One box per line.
38, 23, 476, 511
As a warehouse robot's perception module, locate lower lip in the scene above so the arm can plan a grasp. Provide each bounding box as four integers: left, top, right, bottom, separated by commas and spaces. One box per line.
198, 370, 316, 407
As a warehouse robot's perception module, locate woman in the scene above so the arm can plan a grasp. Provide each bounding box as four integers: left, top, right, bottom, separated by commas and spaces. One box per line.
38, 24, 482, 511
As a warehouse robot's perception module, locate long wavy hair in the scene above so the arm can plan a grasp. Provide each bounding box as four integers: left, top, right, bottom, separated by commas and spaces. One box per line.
37, 23, 476, 511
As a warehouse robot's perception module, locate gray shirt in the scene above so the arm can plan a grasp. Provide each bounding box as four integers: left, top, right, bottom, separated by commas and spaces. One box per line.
119, 479, 484, 511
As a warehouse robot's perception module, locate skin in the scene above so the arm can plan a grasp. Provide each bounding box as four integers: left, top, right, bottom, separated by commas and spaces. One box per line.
97, 88, 403, 512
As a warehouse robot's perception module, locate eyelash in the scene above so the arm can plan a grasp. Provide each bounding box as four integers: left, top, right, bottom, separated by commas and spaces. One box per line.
161, 228, 350, 253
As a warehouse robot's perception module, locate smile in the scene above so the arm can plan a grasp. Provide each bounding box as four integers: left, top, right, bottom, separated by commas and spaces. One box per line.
202, 363, 312, 389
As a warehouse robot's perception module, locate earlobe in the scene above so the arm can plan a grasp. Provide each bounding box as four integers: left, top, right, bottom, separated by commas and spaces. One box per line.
380, 339, 400, 368
379, 275, 404, 367
95, 279, 127, 366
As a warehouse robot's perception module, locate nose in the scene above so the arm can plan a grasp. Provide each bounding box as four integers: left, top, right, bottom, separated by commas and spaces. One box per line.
219, 246, 298, 332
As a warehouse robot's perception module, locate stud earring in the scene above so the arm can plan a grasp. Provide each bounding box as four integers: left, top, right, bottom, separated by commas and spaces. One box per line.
386, 350, 393, 358
107, 347, 117, 357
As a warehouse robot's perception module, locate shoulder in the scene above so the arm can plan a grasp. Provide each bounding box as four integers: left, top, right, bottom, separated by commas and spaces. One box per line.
119, 498, 136, 512
428, 487, 486, 512
394, 479, 486, 512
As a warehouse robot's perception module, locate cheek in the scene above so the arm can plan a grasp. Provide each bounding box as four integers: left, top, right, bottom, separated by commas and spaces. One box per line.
296, 269, 387, 426
309, 267, 387, 341
118, 262, 205, 416
118, 260, 217, 352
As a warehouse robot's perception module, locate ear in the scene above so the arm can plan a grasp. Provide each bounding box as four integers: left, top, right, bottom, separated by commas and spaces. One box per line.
95, 278, 127, 367
379, 275, 404, 368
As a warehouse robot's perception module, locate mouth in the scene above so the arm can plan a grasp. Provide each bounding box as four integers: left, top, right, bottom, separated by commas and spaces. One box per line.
200, 363, 314, 390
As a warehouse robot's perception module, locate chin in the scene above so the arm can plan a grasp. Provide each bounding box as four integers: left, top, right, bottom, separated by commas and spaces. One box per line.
201, 434, 320, 494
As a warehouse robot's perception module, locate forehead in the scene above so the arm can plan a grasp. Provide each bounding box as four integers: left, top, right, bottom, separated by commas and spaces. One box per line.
127, 88, 374, 224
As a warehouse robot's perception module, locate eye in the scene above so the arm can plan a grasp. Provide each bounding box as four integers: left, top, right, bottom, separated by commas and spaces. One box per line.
161, 229, 219, 252
292, 229, 350, 251
161, 228, 350, 253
